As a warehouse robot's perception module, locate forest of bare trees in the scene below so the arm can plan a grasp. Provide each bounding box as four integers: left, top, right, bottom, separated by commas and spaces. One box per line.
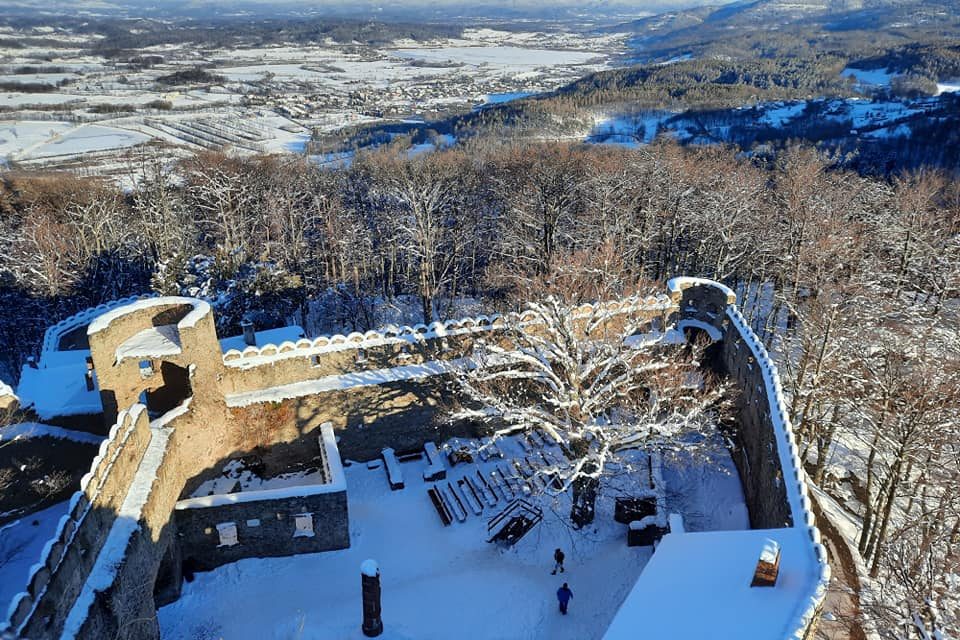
0, 139, 958, 636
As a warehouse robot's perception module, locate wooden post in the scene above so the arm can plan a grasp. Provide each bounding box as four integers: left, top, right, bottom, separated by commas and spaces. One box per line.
361, 559, 383, 637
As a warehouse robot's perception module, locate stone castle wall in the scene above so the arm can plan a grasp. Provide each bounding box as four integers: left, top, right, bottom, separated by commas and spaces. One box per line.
5, 283, 829, 640
10, 406, 155, 638
174, 490, 349, 572
665, 279, 792, 527
667, 277, 830, 638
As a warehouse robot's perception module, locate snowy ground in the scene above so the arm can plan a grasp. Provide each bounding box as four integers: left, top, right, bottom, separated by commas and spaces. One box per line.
841, 67, 896, 89
0, 501, 70, 613
158, 433, 748, 639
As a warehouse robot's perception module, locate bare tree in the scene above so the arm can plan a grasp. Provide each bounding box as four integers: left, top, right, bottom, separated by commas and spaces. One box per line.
452, 296, 731, 525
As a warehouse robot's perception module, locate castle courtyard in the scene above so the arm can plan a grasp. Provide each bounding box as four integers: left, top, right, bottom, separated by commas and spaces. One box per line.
157, 433, 749, 640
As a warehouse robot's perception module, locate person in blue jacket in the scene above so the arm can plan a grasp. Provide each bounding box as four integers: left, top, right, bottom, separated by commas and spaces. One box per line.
557, 583, 573, 615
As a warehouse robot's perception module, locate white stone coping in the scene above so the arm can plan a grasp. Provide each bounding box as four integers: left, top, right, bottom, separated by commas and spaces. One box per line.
666, 276, 737, 303
40, 295, 151, 362
667, 277, 830, 638
87, 296, 211, 336
221, 294, 675, 368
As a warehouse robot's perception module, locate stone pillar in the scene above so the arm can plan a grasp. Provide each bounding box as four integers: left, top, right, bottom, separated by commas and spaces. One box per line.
241, 320, 256, 347
361, 559, 383, 637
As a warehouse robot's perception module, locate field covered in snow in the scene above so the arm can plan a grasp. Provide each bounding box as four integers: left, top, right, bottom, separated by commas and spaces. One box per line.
0, 25, 625, 180
157, 433, 748, 639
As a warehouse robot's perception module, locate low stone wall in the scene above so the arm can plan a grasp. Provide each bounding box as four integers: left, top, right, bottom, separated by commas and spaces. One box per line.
174, 490, 349, 572
8, 406, 154, 639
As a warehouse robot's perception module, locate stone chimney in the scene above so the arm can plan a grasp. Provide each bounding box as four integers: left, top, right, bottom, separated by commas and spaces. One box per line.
241, 320, 256, 347
751, 538, 781, 587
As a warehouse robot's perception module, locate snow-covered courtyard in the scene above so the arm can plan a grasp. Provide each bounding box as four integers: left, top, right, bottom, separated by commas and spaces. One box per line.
157, 433, 748, 639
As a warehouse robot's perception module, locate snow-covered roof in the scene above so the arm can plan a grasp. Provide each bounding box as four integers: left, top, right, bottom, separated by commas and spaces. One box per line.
604, 528, 824, 640
17, 363, 101, 420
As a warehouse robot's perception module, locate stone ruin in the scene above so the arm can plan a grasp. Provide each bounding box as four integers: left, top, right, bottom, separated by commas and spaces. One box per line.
1, 279, 830, 640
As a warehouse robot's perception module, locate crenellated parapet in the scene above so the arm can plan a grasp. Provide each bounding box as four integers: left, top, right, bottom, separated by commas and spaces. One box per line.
219, 294, 675, 397
7, 405, 154, 638
38, 295, 153, 367
668, 277, 831, 640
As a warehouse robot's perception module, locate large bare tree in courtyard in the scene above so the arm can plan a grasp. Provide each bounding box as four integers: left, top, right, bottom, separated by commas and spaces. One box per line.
453, 295, 732, 526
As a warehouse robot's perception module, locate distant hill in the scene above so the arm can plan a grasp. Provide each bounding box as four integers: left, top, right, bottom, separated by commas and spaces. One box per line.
610, 0, 959, 64
614, 0, 959, 37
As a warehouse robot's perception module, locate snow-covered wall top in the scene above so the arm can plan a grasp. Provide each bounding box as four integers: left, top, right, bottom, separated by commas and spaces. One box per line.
724, 304, 831, 638
670, 278, 830, 639
666, 276, 736, 303
3, 404, 151, 635
39, 295, 152, 364
87, 296, 210, 336
221, 294, 674, 367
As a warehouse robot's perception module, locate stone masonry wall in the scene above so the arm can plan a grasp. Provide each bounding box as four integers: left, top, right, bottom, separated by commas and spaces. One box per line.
12, 406, 154, 639
721, 327, 794, 528
668, 277, 829, 639
174, 491, 349, 572
667, 278, 792, 528
7, 284, 829, 640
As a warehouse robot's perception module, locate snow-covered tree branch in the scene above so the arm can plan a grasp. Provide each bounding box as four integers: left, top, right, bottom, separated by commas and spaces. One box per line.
452, 296, 733, 525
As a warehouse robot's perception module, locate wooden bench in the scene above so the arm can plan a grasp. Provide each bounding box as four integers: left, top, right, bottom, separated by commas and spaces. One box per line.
427, 487, 453, 526
474, 469, 499, 506
443, 482, 468, 522
458, 478, 484, 515
381, 447, 404, 490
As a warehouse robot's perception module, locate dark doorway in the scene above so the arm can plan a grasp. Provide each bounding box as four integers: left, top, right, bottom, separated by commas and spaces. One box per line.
145, 361, 192, 418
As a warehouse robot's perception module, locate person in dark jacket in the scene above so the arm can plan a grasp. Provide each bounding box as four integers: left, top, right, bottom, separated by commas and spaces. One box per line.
557, 583, 573, 615
552, 548, 565, 574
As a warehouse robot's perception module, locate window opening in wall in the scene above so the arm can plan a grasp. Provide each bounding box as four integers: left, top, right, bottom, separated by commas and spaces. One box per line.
397, 343, 411, 362
356, 348, 367, 364
139, 359, 154, 379
216, 522, 239, 547
294, 513, 315, 538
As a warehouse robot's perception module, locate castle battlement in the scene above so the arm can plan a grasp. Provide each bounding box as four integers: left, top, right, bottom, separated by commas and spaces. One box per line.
3, 279, 829, 640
